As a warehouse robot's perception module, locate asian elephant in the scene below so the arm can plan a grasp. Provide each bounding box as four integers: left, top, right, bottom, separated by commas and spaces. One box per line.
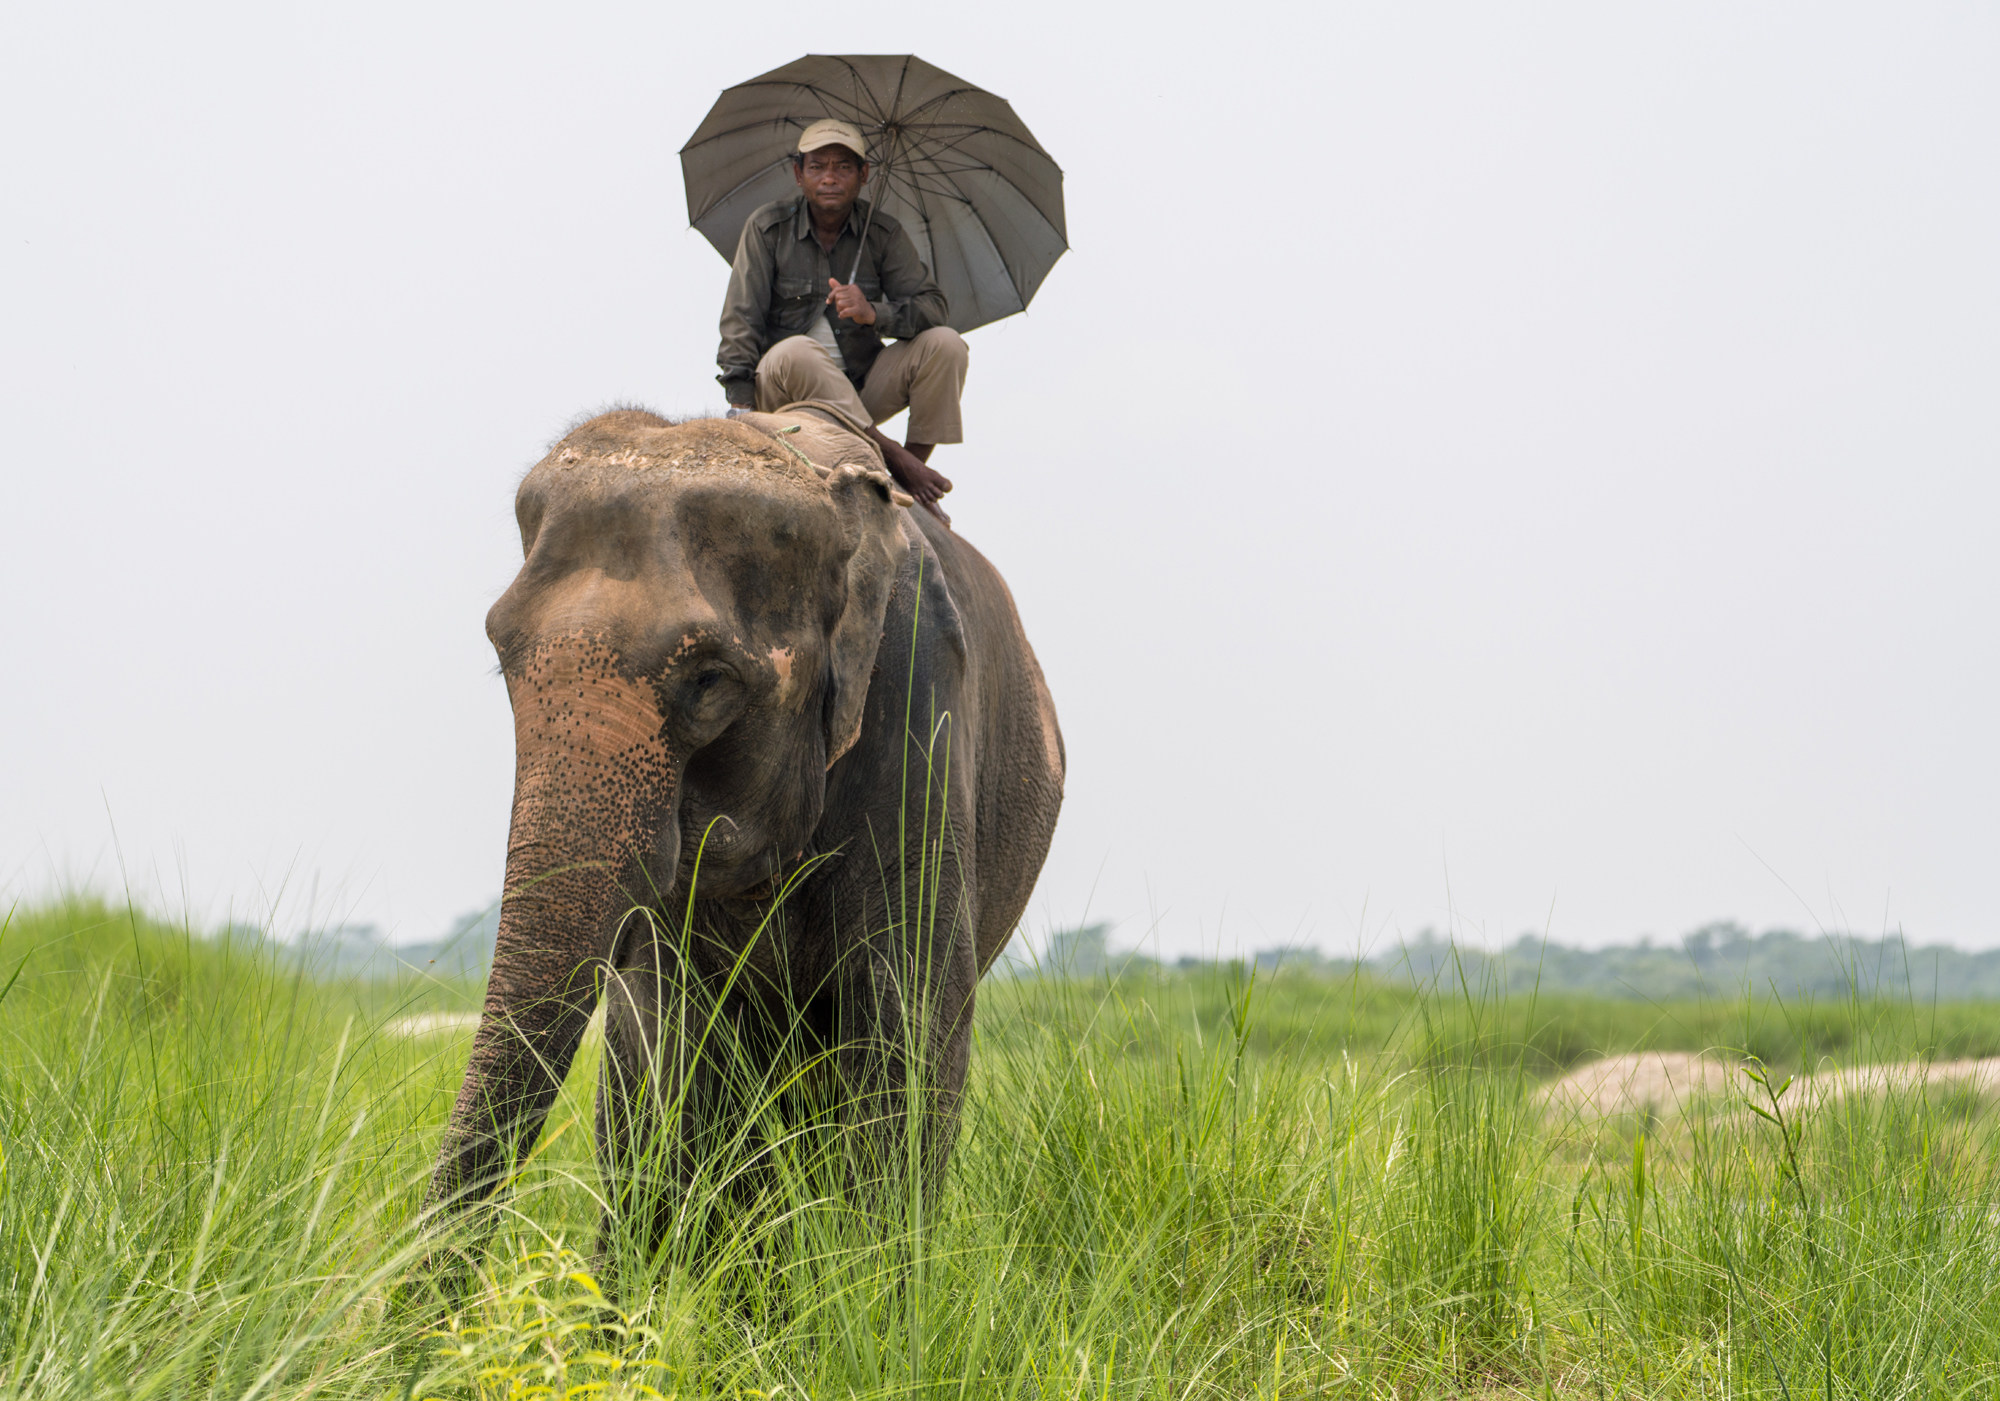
421, 406, 1063, 1268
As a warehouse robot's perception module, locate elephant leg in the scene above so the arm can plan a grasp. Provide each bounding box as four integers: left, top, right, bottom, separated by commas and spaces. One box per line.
592, 944, 667, 1291
592, 925, 760, 1292
834, 884, 980, 1211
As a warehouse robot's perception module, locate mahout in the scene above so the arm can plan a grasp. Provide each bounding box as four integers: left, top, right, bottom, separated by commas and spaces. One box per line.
420, 406, 1063, 1291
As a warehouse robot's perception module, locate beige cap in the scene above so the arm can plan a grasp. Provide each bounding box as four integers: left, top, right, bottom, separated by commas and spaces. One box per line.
796, 118, 868, 162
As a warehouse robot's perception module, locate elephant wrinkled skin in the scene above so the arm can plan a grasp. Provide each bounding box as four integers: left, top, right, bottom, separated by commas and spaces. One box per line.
422, 409, 1064, 1265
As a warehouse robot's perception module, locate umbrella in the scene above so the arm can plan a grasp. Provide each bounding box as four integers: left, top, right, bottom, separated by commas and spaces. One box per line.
680, 55, 1066, 334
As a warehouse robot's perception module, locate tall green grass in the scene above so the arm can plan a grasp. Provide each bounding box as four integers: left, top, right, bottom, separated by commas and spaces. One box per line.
4, 896, 2000, 1397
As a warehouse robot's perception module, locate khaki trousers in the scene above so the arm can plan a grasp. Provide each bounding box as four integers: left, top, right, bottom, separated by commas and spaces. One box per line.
755, 326, 969, 444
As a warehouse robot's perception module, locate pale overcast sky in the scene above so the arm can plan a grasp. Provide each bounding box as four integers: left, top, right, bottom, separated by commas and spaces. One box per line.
3, 3, 1995, 957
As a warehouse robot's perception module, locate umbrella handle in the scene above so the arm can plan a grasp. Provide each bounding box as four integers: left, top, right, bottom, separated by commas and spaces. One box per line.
843, 148, 887, 286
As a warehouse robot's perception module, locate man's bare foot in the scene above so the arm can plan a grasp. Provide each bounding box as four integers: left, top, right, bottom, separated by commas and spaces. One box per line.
888, 443, 953, 503
865, 428, 954, 523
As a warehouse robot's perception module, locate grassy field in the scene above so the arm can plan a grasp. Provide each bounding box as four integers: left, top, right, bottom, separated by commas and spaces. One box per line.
5, 896, 2000, 1398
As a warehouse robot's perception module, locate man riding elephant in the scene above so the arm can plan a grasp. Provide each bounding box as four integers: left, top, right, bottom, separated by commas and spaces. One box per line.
716, 117, 964, 520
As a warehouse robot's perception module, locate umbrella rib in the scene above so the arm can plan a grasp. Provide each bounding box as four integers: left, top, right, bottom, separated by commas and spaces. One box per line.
902, 150, 1026, 317
892, 124, 1064, 182
893, 132, 1033, 186
825, 56, 888, 125
922, 124, 1063, 168
901, 138, 1069, 239
873, 139, 1068, 251
881, 167, 1032, 319
897, 130, 994, 169
891, 55, 913, 125
906, 165, 1068, 265
804, 81, 880, 129
874, 85, 1056, 158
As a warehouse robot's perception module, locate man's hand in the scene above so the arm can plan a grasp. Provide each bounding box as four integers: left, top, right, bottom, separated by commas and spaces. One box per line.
826, 278, 876, 325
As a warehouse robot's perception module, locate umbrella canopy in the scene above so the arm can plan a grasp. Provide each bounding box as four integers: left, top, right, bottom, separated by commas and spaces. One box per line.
681, 55, 1066, 334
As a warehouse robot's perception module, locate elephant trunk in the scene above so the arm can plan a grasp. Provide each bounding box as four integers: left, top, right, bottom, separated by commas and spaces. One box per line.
424, 636, 679, 1215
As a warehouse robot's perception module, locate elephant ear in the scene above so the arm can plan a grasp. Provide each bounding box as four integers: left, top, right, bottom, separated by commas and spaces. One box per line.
822, 462, 912, 767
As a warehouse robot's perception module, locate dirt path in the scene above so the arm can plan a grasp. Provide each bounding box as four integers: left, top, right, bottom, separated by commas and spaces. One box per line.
1540, 1050, 2000, 1119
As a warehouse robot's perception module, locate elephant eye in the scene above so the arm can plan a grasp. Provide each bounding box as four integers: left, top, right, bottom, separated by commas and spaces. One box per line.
687, 665, 744, 702
673, 662, 743, 740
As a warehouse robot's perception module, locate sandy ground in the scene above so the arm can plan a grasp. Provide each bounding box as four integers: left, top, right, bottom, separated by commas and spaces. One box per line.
1540, 1050, 2000, 1119
386, 1011, 481, 1037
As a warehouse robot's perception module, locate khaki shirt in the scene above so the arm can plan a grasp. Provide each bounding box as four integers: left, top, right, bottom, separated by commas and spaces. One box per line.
716, 197, 949, 407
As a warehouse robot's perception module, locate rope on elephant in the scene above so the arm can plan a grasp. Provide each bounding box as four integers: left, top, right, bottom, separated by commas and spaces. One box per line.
770, 423, 824, 476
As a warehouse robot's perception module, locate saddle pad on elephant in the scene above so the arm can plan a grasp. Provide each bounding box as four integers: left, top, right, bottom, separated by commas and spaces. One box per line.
732, 400, 897, 484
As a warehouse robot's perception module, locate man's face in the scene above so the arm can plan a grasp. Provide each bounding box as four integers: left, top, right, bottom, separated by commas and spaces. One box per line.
793, 145, 867, 219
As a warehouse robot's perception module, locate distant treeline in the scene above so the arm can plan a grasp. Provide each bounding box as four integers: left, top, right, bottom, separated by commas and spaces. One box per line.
280, 908, 2000, 1002
269, 907, 499, 981
1015, 921, 2000, 1001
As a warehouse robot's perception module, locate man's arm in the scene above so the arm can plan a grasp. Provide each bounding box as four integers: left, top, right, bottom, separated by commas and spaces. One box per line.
717, 219, 774, 407
861, 221, 947, 339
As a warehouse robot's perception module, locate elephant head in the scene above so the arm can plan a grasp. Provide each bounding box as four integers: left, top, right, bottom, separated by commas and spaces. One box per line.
425, 409, 910, 1211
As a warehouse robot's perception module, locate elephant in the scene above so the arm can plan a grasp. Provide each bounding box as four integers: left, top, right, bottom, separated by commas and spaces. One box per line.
420, 405, 1064, 1275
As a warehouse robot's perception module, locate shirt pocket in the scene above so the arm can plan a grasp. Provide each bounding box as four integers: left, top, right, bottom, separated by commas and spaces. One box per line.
773, 276, 822, 330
